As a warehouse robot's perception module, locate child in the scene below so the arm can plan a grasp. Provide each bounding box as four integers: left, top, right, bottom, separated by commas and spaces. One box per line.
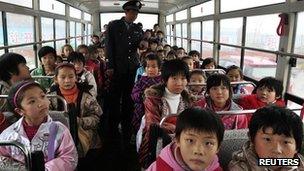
195, 74, 248, 130
229, 106, 304, 170
156, 49, 165, 61
226, 65, 248, 95
176, 47, 186, 59
131, 54, 162, 132
48, 63, 102, 159
201, 58, 216, 78
68, 52, 97, 98
237, 77, 285, 121
77, 44, 89, 59
138, 59, 193, 168
165, 50, 176, 61
149, 39, 158, 52
147, 108, 224, 171
0, 80, 77, 170
61, 44, 74, 61
182, 56, 194, 71
188, 50, 201, 69
188, 70, 206, 101
31, 46, 57, 90
0, 53, 31, 112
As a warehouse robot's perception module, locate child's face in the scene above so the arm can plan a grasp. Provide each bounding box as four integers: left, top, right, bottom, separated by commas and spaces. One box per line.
55, 67, 77, 90
256, 86, 278, 103
157, 52, 165, 60
176, 50, 185, 58
190, 74, 205, 93
97, 48, 105, 58
254, 127, 297, 159
166, 74, 187, 94
204, 62, 215, 69
192, 55, 199, 61
63, 47, 72, 57
227, 69, 242, 82
145, 60, 159, 77
208, 84, 229, 107
72, 61, 84, 74
16, 63, 31, 81
17, 86, 50, 123
176, 130, 219, 171
150, 43, 158, 51
184, 59, 194, 71
41, 53, 56, 68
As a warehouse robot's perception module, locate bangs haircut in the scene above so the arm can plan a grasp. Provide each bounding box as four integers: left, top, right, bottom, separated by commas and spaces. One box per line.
143, 53, 161, 68
175, 108, 225, 147
190, 70, 206, 80
249, 106, 303, 151
206, 74, 232, 98
0, 53, 27, 82
226, 65, 243, 79
253, 77, 283, 98
161, 59, 190, 83
55, 63, 76, 77
67, 52, 85, 64
188, 50, 200, 57
201, 58, 216, 69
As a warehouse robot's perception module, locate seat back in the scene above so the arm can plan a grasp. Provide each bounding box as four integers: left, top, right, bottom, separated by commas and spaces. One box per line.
218, 129, 249, 169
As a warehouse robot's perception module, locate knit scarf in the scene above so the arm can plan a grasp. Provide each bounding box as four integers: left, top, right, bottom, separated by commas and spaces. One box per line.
59, 85, 79, 104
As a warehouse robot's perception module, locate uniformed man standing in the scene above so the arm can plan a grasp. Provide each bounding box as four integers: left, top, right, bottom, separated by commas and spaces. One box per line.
105, 0, 143, 147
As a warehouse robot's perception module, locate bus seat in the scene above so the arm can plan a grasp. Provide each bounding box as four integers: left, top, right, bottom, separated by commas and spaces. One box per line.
218, 129, 249, 170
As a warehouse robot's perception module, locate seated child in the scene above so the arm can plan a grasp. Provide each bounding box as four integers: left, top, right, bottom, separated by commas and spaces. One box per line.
164, 50, 177, 62
131, 54, 162, 132
237, 77, 285, 121
138, 59, 193, 168
188, 50, 201, 69
195, 74, 248, 130
0, 80, 77, 170
182, 56, 194, 71
226, 65, 248, 95
229, 106, 304, 170
201, 58, 216, 78
147, 108, 224, 171
0, 53, 31, 112
31, 46, 57, 90
48, 63, 102, 159
176, 47, 186, 59
188, 70, 206, 101
68, 51, 97, 97
61, 44, 74, 61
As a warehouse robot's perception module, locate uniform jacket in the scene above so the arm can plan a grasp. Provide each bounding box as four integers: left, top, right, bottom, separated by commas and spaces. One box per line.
147, 142, 222, 171
31, 66, 54, 90
0, 116, 78, 171
48, 83, 102, 157
138, 84, 193, 168
229, 141, 304, 171
131, 75, 162, 132
195, 97, 248, 130
78, 69, 97, 98
106, 17, 143, 74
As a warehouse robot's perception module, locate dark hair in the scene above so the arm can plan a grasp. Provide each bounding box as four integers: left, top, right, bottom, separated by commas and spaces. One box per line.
201, 58, 216, 69
0, 53, 27, 82
188, 50, 200, 57
7, 80, 46, 111
177, 47, 185, 51
190, 70, 207, 80
182, 56, 193, 62
92, 35, 99, 39
172, 45, 178, 51
175, 108, 225, 147
226, 65, 243, 79
149, 38, 158, 45
153, 24, 159, 28
38, 46, 56, 62
55, 63, 76, 77
252, 77, 283, 98
206, 74, 232, 98
77, 44, 88, 52
67, 52, 85, 64
249, 106, 303, 152
143, 53, 161, 68
156, 30, 164, 35
161, 59, 190, 83
87, 45, 98, 55
164, 44, 171, 49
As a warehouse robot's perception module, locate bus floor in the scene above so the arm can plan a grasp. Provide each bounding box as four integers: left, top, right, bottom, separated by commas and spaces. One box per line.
77, 130, 141, 171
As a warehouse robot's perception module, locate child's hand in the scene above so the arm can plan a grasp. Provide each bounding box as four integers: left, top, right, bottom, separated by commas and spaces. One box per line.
161, 122, 176, 133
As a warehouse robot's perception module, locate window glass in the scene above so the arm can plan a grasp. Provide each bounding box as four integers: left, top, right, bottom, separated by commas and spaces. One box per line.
220, 18, 242, 45
176, 24, 181, 47
56, 40, 66, 55
39, 0, 65, 15
221, 0, 285, 13
41, 17, 54, 41
219, 46, 241, 67
166, 14, 173, 22
69, 6, 81, 19
70, 21, 76, 49
0, 12, 3, 47
55, 19, 66, 39
202, 43, 213, 59
202, 20, 213, 41
166, 25, 171, 45
176, 9, 187, 21
191, 0, 214, 18
76, 22, 82, 46
289, 12, 304, 99
7, 13, 34, 45
191, 22, 201, 52
182, 39, 187, 52
84, 12, 91, 21
0, 0, 32, 8
9, 46, 35, 69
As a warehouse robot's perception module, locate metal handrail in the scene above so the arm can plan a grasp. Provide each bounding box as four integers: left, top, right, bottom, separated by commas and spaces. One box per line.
0, 95, 68, 113
187, 80, 256, 87
168, 35, 304, 60
0, 35, 91, 50
31, 76, 54, 79
0, 140, 31, 170
159, 114, 178, 127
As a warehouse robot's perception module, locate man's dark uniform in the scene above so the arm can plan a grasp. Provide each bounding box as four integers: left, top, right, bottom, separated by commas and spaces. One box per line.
105, 0, 143, 145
